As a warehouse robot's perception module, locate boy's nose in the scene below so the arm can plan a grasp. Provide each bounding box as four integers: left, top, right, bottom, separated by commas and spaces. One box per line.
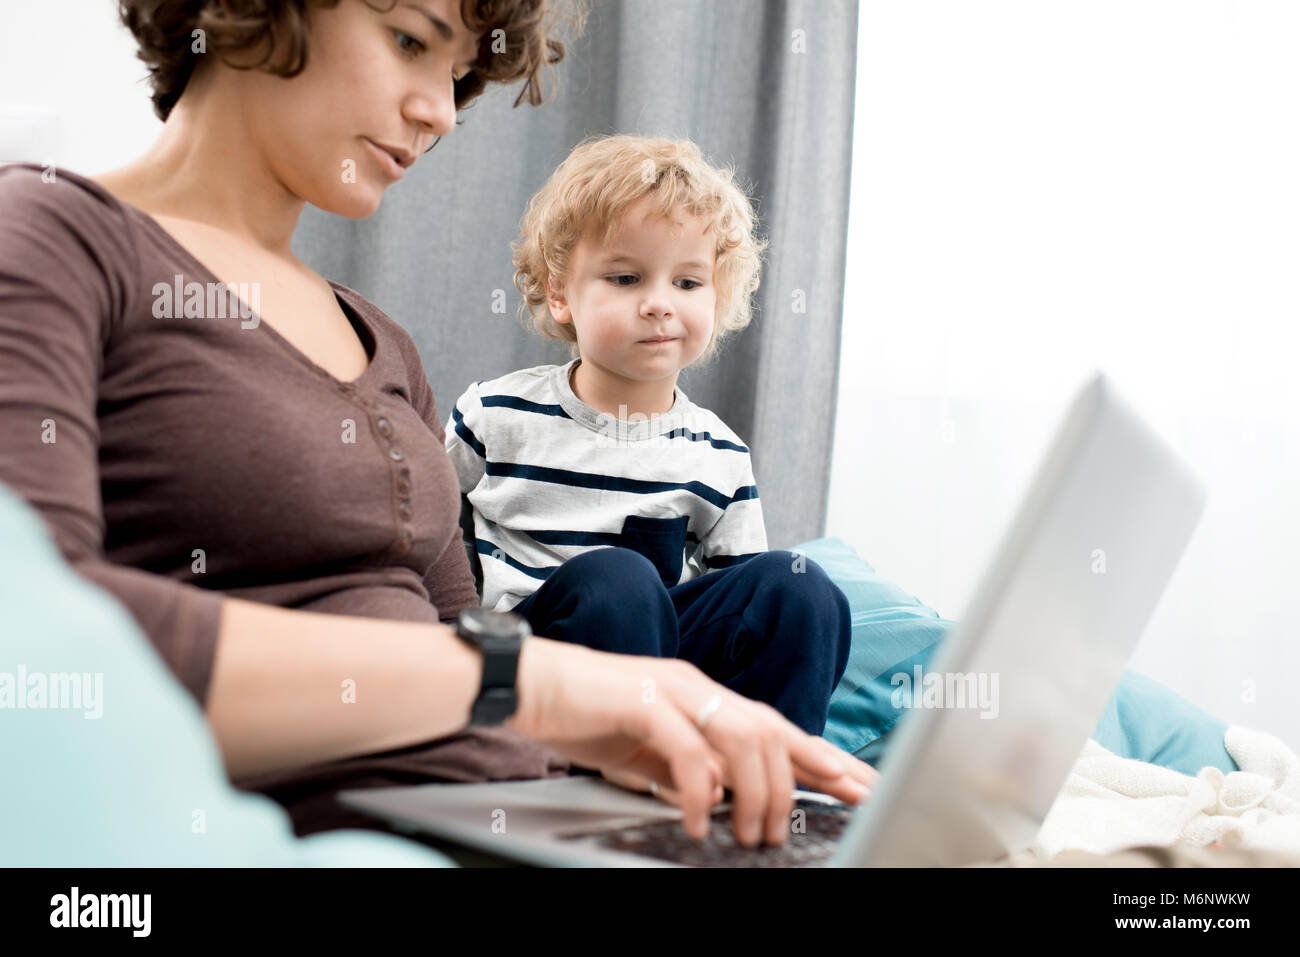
639, 302, 672, 320
639, 285, 674, 319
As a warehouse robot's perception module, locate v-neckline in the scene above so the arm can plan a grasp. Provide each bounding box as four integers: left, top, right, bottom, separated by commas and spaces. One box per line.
112, 192, 379, 388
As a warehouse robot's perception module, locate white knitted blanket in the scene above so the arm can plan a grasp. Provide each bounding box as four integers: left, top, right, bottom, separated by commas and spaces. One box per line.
1030, 726, 1300, 859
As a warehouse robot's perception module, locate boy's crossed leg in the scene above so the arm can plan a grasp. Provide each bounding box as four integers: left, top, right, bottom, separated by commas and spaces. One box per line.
509, 547, 850, 736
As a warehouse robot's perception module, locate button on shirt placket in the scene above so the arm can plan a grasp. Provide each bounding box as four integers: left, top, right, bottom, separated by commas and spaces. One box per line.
375, 415, 414, 556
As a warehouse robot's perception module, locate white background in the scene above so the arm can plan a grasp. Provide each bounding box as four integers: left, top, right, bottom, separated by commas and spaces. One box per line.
0, 1, 154, 170
829, 0, 1299, 747
3, 1, 1297, 748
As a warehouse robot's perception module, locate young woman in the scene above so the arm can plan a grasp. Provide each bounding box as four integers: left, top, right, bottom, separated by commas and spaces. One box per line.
0, 0, 874, 850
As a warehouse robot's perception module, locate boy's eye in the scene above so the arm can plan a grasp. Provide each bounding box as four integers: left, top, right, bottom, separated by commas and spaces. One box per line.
606, 276, 703, 289
393, 30, 426, 57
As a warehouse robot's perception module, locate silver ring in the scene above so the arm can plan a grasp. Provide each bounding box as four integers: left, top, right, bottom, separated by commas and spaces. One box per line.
696, 694, 722, 731
648, 780, 660, 798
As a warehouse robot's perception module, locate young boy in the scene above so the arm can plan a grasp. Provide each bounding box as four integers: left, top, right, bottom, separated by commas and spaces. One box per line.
445, 134, 850, 738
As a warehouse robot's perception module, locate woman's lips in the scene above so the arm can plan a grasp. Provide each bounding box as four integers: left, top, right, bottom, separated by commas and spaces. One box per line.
363, 138, 405, 181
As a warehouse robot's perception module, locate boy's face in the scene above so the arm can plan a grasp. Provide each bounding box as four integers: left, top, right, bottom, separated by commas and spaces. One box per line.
546, 195, 718, 393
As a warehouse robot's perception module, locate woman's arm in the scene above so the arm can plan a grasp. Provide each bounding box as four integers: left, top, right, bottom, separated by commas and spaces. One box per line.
204, 597, 481, 780
0, 169, 233, 700
205, 596, 878, 847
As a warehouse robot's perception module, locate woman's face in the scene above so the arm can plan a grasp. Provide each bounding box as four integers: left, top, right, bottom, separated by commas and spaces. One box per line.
223, 0, 480, 217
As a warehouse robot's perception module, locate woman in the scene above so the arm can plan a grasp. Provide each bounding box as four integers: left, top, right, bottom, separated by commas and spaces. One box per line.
0, 0, 875, 851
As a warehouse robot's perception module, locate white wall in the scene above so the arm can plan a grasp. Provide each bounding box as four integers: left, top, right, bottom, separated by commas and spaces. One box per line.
829, 0, 1299, 748
0, 0, 160, 172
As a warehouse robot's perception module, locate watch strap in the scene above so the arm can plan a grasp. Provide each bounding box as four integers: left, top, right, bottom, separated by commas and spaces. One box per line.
471, 636, 520, 725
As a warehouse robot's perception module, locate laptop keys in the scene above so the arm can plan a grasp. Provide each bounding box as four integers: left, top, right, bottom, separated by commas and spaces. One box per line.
557, 798, 853, 867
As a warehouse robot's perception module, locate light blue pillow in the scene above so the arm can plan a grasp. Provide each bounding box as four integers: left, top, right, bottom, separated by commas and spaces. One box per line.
0, 481, 455, 866
1093, 669, 1236, 777
793, 537, 1237, 776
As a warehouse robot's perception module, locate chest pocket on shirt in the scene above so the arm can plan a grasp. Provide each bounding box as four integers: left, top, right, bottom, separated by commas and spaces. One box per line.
617, 515, 690, 589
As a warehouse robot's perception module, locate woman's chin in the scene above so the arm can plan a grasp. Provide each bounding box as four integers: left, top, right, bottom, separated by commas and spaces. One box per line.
315, 183, 388, 220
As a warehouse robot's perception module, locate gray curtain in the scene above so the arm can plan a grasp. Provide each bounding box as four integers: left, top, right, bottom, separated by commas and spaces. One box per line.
294, 0, 858, 548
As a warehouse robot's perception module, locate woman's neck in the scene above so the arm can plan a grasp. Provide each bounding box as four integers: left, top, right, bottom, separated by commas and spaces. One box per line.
93, 70, 305, 258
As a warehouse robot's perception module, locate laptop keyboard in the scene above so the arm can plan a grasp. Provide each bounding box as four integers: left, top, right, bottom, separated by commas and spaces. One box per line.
557, 798, 854, 867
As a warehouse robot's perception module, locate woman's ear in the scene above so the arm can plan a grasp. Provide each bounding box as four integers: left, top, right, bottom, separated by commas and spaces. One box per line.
546, 277, 571, 324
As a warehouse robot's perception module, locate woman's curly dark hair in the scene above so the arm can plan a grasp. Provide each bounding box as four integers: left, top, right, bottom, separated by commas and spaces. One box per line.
117, 0, 588, 123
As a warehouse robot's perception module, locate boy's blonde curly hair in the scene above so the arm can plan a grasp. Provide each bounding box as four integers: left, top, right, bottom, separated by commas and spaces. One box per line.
511, 134, 768, 365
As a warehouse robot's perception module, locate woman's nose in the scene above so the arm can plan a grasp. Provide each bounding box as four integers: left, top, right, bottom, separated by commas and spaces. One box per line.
402, 81, 458, 140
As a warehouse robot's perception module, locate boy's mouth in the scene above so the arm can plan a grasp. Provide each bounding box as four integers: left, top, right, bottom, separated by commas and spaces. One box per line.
638, 336, 677, 344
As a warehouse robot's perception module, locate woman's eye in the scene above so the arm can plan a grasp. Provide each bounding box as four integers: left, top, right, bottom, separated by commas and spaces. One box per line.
393, 30, 426, 57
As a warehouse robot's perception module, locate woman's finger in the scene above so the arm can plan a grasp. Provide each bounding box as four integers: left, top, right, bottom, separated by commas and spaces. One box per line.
705, 716, 774, 848
626, 695, 727, 840
645, 751, 726, 808
760, 729, 796, 846
603, 749, 725, 809
657, 780, 726, 808
787, 734, 879, 800
600, 766, 654, 794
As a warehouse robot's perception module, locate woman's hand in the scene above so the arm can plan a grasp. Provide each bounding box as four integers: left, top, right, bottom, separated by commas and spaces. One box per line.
507, 636, 880, 848
599, 766, 730, 808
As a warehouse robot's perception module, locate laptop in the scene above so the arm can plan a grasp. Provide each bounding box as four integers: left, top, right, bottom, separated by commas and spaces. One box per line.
340, 371, 1207, 867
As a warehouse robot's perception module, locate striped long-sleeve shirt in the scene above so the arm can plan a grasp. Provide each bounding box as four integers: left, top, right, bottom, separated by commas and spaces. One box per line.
445, 358, 768, 612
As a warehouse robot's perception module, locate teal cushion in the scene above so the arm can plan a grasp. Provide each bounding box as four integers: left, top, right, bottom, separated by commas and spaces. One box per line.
0, 481, 455, 866
1093, 669, 1236, 777
792, 538, 954, 757
794, 537, 1238, 776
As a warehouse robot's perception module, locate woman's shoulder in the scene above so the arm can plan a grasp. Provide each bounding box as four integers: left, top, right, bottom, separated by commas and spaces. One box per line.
0, 163, 144, 335
0, 163, 141, 285
0, 163, 135, 232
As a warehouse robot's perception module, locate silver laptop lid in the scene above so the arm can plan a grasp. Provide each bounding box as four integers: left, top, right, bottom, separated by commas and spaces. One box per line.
833, 372, 1206, 867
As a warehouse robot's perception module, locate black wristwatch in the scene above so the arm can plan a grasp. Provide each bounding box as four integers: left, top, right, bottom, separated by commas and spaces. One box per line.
454, 608, 529, 726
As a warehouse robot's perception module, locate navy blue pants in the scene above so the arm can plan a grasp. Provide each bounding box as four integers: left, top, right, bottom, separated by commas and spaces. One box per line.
509, 548, 851, 736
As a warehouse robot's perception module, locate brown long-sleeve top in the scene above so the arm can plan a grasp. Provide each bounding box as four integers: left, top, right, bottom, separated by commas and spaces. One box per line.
0, 163, 569, 808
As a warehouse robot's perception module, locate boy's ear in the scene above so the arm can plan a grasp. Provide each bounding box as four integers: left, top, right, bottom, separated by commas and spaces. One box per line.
545, 278, 572, 325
